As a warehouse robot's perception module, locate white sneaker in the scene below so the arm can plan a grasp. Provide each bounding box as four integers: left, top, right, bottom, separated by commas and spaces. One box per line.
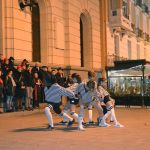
99, 122, 111, 127
98, 118, 111, 127
78, 126, 85, 131
114, 123, 124, 128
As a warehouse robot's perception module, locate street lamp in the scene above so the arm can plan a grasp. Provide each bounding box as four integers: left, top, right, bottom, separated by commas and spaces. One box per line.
18, 0, 37, 11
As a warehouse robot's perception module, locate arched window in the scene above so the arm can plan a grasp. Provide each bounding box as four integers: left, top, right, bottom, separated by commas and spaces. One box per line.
80, 17, 84, 67
80, 12, 92, 68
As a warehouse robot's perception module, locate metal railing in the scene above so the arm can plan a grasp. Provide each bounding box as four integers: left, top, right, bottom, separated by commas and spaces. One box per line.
107, 54, 128, 66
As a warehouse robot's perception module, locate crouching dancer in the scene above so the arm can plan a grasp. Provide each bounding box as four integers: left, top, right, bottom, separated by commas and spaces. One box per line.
87, 80, 124, 128
44, 76, 77, 130
59, 73, 80, 125
76, 79, 109, 131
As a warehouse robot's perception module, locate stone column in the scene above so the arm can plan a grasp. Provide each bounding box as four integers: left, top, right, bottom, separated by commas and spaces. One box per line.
99, 0, 108, 78
118, 0, 122, 9
0, 0, 6, 56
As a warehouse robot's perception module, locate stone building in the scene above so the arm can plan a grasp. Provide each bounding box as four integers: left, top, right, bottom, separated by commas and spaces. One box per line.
105, 0, 150, 67
0, 0, 150, 77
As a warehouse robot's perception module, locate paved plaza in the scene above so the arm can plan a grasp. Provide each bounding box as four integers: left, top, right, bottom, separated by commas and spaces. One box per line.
0, 108, 150, 150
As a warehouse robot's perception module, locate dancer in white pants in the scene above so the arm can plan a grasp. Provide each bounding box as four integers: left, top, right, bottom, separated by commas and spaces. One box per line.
59, 73, 80, 124
76, 78, 109, 131
44, 76, 77, 130
86, 80, 124, 128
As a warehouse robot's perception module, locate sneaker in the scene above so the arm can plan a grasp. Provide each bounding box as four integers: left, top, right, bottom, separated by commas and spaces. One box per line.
47, 125, 54, 130
67, 119, 75, 127
114, 123, 124, 128
88, 121, 95, 125
99, 122, 111, 127
98, 118, 111, 127
78, 127, 85, 131
58, 121, 67, 125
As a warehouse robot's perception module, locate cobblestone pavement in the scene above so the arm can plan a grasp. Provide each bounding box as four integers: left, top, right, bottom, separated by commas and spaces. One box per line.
0, 108, 150, 150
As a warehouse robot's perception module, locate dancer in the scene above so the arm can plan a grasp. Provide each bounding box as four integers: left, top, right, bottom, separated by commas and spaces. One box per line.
59, 73, 80, 125
44, 76, 77, 130
86, 80, 124, 128
76, 74, 109, 131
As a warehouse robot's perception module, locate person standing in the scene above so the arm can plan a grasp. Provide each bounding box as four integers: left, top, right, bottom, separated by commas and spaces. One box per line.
22, 64, 34, 110
0, 69, 4, 113
56, 67, 66, 87
33, 72, 42, 108
14, 66, 26, 111
5, 69, 16, 112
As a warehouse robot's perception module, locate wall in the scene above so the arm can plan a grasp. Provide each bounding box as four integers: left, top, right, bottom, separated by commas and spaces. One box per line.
2, 0, 32, 60
0, 0, 102, 70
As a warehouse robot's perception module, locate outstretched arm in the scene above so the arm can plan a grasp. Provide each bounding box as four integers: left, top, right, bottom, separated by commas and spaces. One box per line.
59, 86, 75, 98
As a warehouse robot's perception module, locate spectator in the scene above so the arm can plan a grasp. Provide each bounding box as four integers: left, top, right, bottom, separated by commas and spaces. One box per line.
23, 64, 34, 110
64, 74, 74, 88
1, 58, 9, 77
5, 69, 16, 112
8, 57, 14, 69
51, 69, 57, 76
31, 62, 43, 80
50, 69, 57, 84
8, 57, 17, 76
20, 80, 26, 111
32, 62, 40, 73
56, 67, 66, 87
40, 66, 51, 84
21, 59, 28, 67
38, 66, 52, 103
14, 66, 26, 111
33, 72, 42, 108
0, 69, 4, 113
0, 54, 4, 67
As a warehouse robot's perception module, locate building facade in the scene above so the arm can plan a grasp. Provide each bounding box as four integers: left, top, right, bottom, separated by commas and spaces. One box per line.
0, 0, 150, 77
106, 0, 150, 68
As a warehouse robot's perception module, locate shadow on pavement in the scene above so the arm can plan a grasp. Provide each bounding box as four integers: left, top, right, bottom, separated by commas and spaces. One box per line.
12, 125, 79, 132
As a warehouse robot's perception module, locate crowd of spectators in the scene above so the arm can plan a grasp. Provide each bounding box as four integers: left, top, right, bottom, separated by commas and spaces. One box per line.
0, 55, 67, 113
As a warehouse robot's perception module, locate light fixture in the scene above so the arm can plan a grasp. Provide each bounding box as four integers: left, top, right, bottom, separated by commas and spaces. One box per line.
18, 0, 37, 11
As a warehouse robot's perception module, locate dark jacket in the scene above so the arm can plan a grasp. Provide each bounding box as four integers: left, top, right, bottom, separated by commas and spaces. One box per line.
5, 76, 15, 96
14, 71, 26, 97
22, 70, 34, 87
0, 77, 4, 98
